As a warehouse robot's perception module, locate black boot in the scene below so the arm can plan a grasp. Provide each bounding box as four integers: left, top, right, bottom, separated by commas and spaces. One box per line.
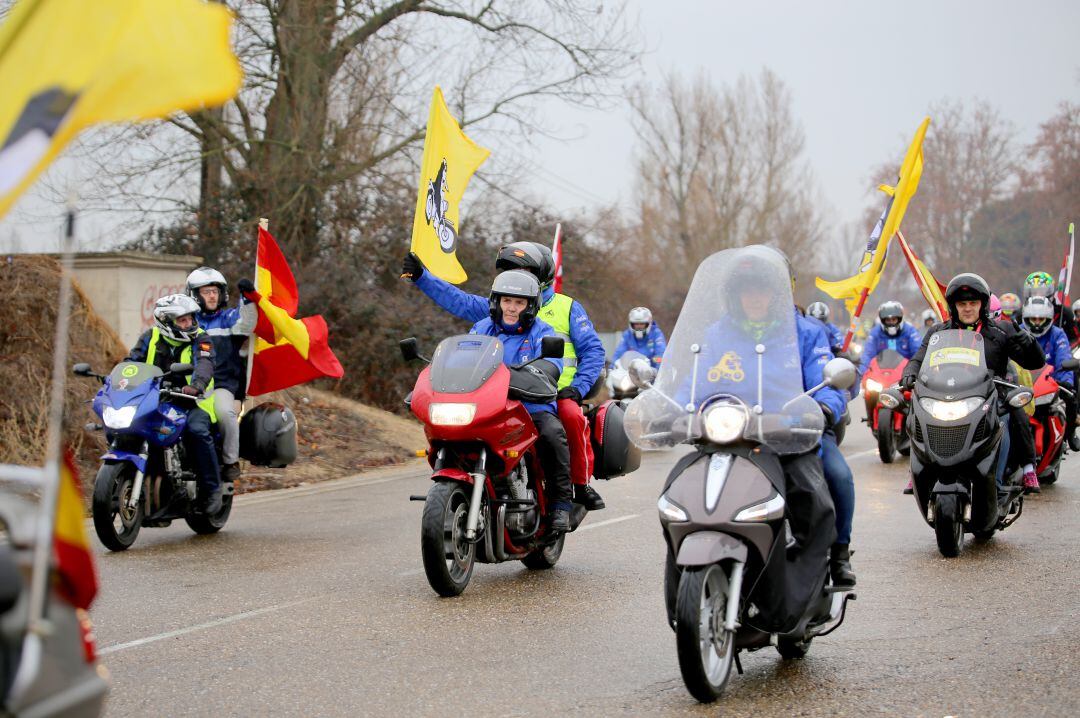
574, 484, 606, 511
200, 487, 223, 515
829, 543, 856, 587
550, 508, 571, 533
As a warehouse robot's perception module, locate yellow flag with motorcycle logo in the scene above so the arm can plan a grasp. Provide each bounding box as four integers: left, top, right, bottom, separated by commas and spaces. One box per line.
410, 87, 491, 284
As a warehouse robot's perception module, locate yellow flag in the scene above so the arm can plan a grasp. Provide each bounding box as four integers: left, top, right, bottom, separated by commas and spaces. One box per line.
0, 0, 242, 218
410, 87, 491, 284
816, 117, 930, 308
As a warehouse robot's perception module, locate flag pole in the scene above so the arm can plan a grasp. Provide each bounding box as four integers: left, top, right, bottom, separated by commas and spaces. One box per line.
1065, 221, 1076, 300
841, 287, 870, 353
243, 217, 267, 410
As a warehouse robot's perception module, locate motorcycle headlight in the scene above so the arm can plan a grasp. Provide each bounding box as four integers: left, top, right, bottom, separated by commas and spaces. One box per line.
428, 403, 477, 426
102, 405, 137, 429
919, 396, 983, 422
657, 493, 688, 523
865, 379, 884, 394
702, 404, 747, 444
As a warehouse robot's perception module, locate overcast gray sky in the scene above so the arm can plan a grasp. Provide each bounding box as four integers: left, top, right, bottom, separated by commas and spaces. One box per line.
2, 0, 1078, 252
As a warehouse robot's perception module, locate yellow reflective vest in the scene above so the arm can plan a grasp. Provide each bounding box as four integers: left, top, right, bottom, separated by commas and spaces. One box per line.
538, 293, 577, 390
145, 327, 217, 422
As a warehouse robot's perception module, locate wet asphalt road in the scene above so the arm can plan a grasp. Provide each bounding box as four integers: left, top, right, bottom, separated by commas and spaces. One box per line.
90, 405, 1080, 717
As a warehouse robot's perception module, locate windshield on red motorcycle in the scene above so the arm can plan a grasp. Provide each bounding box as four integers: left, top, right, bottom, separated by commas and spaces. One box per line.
624, 246, 824, 454
429, 335, 504, 394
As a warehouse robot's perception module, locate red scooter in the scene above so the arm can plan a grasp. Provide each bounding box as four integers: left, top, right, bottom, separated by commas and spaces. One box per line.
401, 334, 636, 597
1028, 366, 1069, 485
861, 348, 910, 463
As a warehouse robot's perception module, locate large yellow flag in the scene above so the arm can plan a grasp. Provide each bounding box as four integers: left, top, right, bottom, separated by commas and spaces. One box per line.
0, 0, 242, 218
410, 87, 491, 284
816, 116, 929, 311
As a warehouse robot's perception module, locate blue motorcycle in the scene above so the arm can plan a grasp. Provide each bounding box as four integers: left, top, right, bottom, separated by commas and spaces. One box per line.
73, 360, 232, 550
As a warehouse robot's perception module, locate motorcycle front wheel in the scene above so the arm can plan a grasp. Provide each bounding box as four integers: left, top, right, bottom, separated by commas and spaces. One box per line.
934, 494, 964, 558
876, 409, 896, 464
92, 463, 143, 551
421, 481, 475, 597
675, 564, 736, 703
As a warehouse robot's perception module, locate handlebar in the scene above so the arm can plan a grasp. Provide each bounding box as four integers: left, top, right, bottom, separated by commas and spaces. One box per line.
162, 389, 204, 403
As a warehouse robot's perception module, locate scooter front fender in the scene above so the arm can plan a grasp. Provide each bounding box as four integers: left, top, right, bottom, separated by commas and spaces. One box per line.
100, 450, 146, 473
675, 531, 748, 568
431, 467, 473, 484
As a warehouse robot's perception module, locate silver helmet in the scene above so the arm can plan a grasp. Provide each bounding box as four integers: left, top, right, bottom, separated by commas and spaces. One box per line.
807, 301, 830, 323
1022, 296, 1055, 337
186, 266, 229, 311
878, 300, 905, 337
920, 308, 936, 325
628, 306, 653, 340
153, 294, 201, 343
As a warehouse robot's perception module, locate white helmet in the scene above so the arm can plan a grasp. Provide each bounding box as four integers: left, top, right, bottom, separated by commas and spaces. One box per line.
153, 294, 201, 343
920, 308, 936, 325
807, 301, 830, 323
628, 306, 653, 340
1022, 296, 1055, 337
186, 266, 229, 311
1072, 298, 1080, 317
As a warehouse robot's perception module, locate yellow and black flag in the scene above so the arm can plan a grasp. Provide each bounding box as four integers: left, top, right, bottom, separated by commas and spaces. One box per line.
0, 0, 242, 218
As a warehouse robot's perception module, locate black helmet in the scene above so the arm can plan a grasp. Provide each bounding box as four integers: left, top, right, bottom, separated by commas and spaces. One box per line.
534, 243, 556, 288
945, 273, 991, 321
495, 241, 556, 290
877, 300, 905, 337
488, 270, 541, 328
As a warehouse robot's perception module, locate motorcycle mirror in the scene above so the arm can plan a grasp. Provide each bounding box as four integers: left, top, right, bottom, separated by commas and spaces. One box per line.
540, 336, 565, 359
823, 357, 857, 390
169, 362, 194, 376
1006, 388, 1033, 408
72, 362, 92, 376
399, 338, 421, 363
1062, 358, 1080, 371
628, 358, 656, 389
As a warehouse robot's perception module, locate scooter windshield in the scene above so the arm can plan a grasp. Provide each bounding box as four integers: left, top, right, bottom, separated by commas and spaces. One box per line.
615, 350, 647, 370
917, 330, 988, 394
108, 361, 163, 389
624, 246, 823, 454
429, 335, 504, 394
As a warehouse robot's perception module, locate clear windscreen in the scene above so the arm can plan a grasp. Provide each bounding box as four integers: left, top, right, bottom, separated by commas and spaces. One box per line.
615, 350, 647, 370
429, 335, 504, 393
624, 246, 823, 454
108, 361, 163, 389
917, 330, 988, 393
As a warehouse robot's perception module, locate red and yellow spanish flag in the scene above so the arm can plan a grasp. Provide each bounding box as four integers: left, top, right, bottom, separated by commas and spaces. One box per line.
54, 451, 98, 610
896, 230, 948, 321
247, 227, 344, 396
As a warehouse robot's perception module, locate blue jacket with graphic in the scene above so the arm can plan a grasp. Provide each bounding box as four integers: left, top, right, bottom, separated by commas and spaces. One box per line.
468, 317, 564, 415
676, 309, 846, 425
613, 324, 667, 365
859, 322, 922, 375
196, 302, 257, 396
1035, 325, 1074, 386
414, 271, 604, 398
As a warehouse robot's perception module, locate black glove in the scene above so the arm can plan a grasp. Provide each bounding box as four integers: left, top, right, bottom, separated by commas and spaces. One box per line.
818, 403, 835, 428
401, 252, 424, 282
899, 374, 915, 391
237, 278, 255, 295
557, 386, 582, 404
180, 385, 200, 397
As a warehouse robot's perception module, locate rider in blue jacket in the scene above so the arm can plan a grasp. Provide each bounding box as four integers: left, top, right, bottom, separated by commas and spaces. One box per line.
1023, 295, 1078, 444
807, 302, 845, 352
469, 270, 572, 532
859, 301, 922, 376
613, 307, 666, 365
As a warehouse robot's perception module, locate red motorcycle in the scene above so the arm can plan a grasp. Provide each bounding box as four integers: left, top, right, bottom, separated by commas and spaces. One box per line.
1028, 366, 1069, 485
401, 334, 636, 597
861, 349, 910, 463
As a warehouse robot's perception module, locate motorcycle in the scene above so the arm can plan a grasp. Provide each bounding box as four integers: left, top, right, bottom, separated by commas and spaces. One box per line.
605, 350, 654, 403
898, 330, 1033, 557
624, 247, 858, 703
862, 348, 910, 463
1027, 361, 1078, 485
402, 334, 640, 597
73, 360, 297, 551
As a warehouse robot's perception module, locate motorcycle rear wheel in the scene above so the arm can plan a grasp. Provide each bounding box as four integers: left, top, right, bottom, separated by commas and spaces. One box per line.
876, 410, 896, 464
933, 494, 964, 558
421, 481, 475, 597
92, 463, 142, 551
185, 492, 233, 534
776, 635, 813, 659
675, 564, 735, 703
522, 533, 565, 570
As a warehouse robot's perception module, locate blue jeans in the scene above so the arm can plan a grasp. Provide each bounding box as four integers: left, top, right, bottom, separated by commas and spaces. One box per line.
820, 432, 854, 545
183, 407, 220, 494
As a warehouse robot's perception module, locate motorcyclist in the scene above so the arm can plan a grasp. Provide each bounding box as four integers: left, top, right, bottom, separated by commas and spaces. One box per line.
402, 242, 608, 511
186, 267, 258, 485
920, 308, 936, 335
1021, 295, 1077, 449
1023, 271, 1079, 345
612, 306, 666, 365
675, 249, 855, 586
468, 270, 573, 532
902, 274, 1045, 494
859, 301, 922, 382
1000, 293, 1022, 323
807, 301, 845, 353
127, 294, 222, 514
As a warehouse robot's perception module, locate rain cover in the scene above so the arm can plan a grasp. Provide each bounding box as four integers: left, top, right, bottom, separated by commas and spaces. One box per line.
624, 246, 823, 454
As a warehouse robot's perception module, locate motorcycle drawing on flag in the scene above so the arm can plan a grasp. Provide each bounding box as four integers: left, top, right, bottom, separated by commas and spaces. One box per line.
425, 158, 457, 252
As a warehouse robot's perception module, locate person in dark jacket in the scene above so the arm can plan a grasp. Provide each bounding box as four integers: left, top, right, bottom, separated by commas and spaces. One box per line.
128, 294, 222, 513
902, 273, 1045, 494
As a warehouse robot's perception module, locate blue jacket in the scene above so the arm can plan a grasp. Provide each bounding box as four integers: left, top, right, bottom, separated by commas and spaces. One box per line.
1035, 325, 1074, 386
414, 271, 604, 397
676, 310, 846, 424
196, 302, 257, 396
468, 317, 563, 415
859, 322, 922, 375
613, 324, 667, 365
823, 322, 845, 350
